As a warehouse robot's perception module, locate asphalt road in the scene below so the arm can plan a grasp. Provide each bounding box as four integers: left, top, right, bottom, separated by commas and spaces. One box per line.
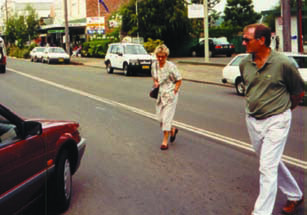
1, 58, 306, 215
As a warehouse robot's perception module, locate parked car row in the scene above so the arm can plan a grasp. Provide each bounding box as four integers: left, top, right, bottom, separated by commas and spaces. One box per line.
222, 52, 307, 96
30, 47, 70, 64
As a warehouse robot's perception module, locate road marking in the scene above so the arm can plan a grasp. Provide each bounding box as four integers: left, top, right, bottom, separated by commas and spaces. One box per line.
9, 68, 307, 170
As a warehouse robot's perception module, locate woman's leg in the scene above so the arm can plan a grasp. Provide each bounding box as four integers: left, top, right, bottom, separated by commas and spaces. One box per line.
162, 131, 169, 147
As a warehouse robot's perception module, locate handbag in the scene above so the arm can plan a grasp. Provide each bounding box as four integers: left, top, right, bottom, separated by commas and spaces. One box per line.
149, 86, 159, 99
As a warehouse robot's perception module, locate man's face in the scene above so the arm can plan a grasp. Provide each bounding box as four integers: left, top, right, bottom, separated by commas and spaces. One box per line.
242, 27, 260, 53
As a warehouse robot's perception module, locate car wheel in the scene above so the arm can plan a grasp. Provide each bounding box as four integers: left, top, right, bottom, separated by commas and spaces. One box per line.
123, 63, 131, 76
226, 53, 232, 57
235, 79, 245, 96
54, 150, 72, 213
106, 62, 113, 74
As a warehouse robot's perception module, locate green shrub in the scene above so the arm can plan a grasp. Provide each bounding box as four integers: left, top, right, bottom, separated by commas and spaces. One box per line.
8, 45, 33, 58
81, 39, 115, 58
144, 38, 164, 54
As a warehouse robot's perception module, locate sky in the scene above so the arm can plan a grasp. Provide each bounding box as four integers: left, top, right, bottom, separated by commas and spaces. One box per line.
214, 0, 280, 13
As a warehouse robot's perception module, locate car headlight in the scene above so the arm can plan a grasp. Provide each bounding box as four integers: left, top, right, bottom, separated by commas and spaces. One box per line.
129, 59, 139, 65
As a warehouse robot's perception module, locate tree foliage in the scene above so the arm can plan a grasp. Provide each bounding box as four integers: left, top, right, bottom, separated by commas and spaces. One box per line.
4, 5, 39, 48
120, 0, 192, 53
263, 0, 307, 32
222, 0, 261, 34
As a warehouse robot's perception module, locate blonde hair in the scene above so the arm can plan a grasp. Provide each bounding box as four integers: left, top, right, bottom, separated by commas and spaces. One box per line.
154, 44, 170, 56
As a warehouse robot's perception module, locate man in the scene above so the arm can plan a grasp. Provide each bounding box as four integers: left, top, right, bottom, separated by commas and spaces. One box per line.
239, 23, 305, 215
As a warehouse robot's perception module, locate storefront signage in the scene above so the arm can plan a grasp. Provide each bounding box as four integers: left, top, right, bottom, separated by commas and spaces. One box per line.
48, 29, 65, 33
86, 17, 105, 35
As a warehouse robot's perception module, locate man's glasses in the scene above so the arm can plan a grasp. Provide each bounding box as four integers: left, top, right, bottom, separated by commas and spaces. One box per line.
242, 37, 252, 43
242, 37, 258, 43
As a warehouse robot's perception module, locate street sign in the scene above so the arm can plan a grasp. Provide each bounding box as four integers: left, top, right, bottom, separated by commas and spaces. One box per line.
188, 4, 204, 19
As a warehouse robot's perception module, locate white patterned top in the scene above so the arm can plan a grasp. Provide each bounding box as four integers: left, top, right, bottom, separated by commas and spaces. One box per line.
151, 61, 182, 105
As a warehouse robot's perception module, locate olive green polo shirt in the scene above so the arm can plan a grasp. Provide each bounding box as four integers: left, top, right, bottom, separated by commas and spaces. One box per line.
239, 51, 305, 119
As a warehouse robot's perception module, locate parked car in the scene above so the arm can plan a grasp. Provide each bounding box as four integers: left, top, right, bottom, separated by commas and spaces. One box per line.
42, 47, 70, 64
222, 52, 307, 96
0, 37, 6, 73
0, 103, 86, 214
30, 47, 46, 62
104, 42, 153, 76
190, 37, 235, 57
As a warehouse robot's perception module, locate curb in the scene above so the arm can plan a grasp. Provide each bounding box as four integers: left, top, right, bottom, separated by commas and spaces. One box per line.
70, 60, 232, 87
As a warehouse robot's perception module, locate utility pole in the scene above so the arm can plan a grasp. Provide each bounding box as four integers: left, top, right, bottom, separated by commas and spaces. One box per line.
282, 0, 291, 52
297, 0, 303, 53
136, 0, 139, 43
203, 0, 209, 62
5, 0, 8, 24
64, 0, 70, 55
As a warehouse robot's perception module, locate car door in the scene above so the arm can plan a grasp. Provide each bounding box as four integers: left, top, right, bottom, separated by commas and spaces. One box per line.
116, 45, 125, 69
0, 113, 46, 213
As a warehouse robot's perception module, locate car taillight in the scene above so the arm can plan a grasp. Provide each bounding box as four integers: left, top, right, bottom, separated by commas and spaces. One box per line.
1, 56, 6, 64
230, 45, 235, 49
215, 45, 222, 49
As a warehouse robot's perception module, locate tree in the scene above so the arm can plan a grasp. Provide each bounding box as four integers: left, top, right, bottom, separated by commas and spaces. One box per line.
222, 0, 261, 34
25, 5, 40, 42
263, 0, 307, 32
120, 0, 192, 54
4, 5, 39, 48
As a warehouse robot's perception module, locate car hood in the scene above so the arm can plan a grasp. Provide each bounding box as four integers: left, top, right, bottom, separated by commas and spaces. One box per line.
125, 54, 152, 60
298, 68, 307, 82
27, 119, 78, 129
48, 53, 70, 58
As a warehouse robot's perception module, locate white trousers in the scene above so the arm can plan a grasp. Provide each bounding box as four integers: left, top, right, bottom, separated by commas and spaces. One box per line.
246, 109, 303, 215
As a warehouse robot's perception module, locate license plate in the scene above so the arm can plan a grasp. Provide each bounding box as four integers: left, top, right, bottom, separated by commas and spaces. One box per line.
59, 58, 64, 62
142, 65, 150, 69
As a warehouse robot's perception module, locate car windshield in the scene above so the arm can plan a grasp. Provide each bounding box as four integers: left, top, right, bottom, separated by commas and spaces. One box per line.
124, 45, 147, 54
49, 48, 66, 53
230, 55, 246, 66
212, 38, 230, 45
289, 56, 307, 68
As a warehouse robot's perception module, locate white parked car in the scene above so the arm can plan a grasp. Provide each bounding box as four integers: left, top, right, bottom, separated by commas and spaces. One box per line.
30, 47, 46, 62
104, 42, 153, 76
42, 47, 70, 64
222, 52, 307, 96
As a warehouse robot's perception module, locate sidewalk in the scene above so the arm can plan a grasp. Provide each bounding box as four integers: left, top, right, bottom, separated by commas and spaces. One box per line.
71, 56, 233, 86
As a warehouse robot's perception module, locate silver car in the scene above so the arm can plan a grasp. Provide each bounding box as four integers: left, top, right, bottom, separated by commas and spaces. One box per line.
42, 47, 70, 64
30, 47, 46, 62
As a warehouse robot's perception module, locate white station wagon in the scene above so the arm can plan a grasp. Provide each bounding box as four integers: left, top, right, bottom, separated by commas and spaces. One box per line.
222, 52, 307, 96
104, 43, 153, 76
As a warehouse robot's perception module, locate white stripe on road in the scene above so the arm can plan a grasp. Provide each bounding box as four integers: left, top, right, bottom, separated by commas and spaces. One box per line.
9, 68, 307, 170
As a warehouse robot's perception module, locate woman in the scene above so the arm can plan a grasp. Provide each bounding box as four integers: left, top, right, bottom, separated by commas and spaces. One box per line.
151, 44, 182, 150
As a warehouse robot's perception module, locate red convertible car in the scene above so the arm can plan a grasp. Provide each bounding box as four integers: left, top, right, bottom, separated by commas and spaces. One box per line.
0, 104, 86, 214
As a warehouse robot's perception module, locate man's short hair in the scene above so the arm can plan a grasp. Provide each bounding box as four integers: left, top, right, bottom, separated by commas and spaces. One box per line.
244, 24, 271, 47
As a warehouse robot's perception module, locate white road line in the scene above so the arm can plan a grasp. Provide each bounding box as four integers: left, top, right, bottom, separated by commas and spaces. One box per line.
9, 68, 307, 170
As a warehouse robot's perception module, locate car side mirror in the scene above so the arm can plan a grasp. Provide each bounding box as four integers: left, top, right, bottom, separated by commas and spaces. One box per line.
117, 52, 123, 56
21, 121, 42, 138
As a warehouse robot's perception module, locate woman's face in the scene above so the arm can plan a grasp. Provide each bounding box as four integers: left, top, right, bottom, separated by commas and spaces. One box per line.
156, 52, 167, 65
